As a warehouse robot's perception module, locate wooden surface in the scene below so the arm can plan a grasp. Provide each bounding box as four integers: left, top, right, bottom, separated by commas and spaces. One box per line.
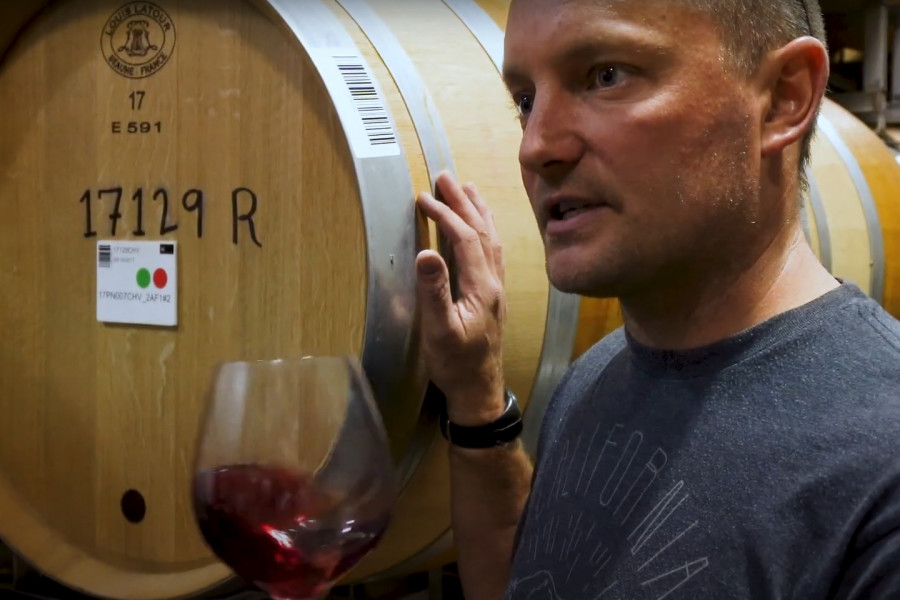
0, 0, 551, 596
809, 109, 875, 295
571, 298, 623, 360
818, 100, 900, 318
0, 0, 367, 597
473, 0, 510, 29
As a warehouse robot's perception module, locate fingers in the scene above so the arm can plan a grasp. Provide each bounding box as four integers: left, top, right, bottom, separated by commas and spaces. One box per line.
417, 191, 494, 295
438, 174, 499, 279
463, 181, 505, 284
424, 171, 503, 281
434, 171, 486, 234
415, 250, 457, 335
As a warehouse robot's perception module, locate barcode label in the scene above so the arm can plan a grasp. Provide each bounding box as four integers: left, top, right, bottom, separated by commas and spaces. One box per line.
328, 53, 400, 158
98, 244, 111, 268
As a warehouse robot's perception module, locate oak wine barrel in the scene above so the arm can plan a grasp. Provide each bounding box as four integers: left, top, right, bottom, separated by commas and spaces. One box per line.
0, 0, 581, 597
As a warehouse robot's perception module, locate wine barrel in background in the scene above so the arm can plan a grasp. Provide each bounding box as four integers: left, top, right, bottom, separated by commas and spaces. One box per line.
0, 0, 582, 598
807, 100, 900, 318
570, 98, 900, 360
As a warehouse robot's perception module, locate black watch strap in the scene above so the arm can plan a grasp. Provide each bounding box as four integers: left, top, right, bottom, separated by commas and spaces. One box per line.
439, 388, 523, 448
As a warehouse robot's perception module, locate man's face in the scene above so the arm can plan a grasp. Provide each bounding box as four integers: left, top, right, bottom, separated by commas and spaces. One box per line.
503, 0, 773, 299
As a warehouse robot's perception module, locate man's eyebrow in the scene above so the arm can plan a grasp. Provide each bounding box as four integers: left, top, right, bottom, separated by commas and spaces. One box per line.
501, 63, 528, 88
502, 34, 669, 88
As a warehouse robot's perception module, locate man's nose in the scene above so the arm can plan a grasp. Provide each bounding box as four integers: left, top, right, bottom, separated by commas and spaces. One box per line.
518, 90, 584, 176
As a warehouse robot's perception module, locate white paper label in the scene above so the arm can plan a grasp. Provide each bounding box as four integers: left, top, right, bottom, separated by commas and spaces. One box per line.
96, 241, 178, 327
311, 49, 401, 159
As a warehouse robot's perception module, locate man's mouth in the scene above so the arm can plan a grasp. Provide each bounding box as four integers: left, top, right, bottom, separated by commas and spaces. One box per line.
552, 199, 596, 221
550, 200, 601, 221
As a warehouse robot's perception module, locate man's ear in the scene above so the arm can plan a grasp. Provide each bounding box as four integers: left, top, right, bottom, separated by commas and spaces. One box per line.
756, 37, 830, 157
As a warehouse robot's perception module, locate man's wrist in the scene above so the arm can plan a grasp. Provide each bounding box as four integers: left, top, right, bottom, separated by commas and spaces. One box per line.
440, 388, 523, 449
445, 391, 508, 426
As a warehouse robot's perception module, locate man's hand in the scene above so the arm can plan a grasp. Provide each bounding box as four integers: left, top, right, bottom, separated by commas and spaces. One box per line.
416, 171, 507, 426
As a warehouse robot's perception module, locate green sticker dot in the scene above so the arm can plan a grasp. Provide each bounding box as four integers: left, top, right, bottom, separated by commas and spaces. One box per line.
136, 268, 151, 289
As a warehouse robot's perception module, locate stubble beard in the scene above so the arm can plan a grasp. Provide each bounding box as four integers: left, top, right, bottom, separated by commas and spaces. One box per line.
544, 169, 761, 302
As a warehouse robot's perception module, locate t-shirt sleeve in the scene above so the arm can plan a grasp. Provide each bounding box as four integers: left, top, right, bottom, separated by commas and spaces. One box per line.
832, 476, 900, 599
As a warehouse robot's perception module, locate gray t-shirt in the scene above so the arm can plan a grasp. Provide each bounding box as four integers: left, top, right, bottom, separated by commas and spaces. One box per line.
507, 284, 900, 599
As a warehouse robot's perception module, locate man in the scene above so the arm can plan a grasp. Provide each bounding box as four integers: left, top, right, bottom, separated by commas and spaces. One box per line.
415, 0, 900, 598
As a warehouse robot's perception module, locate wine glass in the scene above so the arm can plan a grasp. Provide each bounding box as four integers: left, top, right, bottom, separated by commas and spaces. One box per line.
192, 356, 396, 600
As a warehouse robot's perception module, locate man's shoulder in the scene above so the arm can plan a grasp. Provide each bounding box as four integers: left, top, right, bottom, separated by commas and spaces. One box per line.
815, 290, 900, 385
847, 294, 900, 356
823, 296, 900, 432
763, 284, 900, 377
759, 290, 900, 463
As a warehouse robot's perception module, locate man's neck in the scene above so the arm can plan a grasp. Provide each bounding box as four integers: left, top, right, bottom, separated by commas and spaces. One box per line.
620, 227, 840, 351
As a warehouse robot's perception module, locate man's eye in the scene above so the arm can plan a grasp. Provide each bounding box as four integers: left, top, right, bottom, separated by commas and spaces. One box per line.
515, 94, 534, 115
593, 66, 623, 88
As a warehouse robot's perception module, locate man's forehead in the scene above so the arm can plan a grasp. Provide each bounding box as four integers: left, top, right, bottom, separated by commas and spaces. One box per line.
506, 0, 686, 40
503, 0, 721, 83
508, 0, 670, 17
503, 0, 698, 68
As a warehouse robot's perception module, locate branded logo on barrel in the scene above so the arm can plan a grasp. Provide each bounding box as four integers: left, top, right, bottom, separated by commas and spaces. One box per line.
101, 2, 175, 79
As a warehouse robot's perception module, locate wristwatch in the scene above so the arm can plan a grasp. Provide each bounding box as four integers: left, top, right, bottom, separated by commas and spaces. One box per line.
439, 388, 523, 448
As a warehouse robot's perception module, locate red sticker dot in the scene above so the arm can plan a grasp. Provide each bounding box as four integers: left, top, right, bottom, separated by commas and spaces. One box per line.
153, 268, 168, 289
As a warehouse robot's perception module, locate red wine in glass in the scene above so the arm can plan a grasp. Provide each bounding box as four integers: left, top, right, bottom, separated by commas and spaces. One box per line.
194, 464, 389, 600
192, 356, 396, 600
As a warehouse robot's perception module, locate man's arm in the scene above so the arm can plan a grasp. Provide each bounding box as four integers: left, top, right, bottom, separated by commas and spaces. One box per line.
449, 441, 533, 600
415, 171, 531, 599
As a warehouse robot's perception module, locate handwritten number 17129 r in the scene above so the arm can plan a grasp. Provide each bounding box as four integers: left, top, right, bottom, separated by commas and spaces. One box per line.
79, 186, 262, 247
